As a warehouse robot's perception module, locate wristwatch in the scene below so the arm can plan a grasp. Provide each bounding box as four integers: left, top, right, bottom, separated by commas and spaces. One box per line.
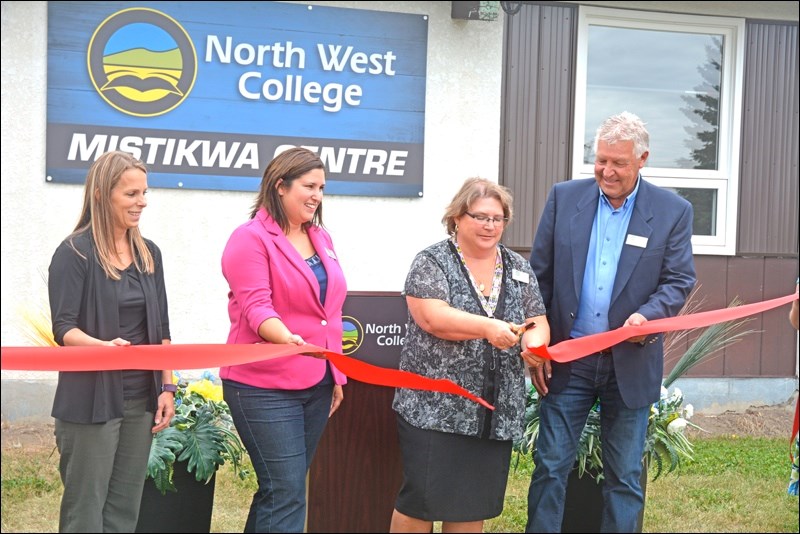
161, 383, 178, 393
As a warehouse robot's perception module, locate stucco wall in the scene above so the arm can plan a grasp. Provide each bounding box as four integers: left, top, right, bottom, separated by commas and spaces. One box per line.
1, 1, 505, 385
5, 1, 794, 419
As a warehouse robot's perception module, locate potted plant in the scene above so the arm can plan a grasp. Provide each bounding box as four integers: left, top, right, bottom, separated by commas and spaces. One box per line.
136, 372, 249, 533
514, 294, 756, 532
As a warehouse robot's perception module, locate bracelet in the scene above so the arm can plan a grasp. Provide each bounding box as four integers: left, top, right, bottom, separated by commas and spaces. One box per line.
161, 383, 177, 393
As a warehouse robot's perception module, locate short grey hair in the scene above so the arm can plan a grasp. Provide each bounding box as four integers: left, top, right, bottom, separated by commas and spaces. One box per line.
594, 111, 650, 159
442, 177, 514, 236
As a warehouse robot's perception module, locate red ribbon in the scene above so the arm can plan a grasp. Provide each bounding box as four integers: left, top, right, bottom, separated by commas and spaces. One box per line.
4, 292, 797, 415
527, 291, 800, 454
527, 291, 799, 362
0, 343, 494, 410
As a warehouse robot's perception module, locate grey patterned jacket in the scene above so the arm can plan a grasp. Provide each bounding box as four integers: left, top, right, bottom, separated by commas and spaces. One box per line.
392, 239, 546, 441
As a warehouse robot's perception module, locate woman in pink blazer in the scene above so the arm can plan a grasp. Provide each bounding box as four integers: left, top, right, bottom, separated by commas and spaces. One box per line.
220, 147, 347, 532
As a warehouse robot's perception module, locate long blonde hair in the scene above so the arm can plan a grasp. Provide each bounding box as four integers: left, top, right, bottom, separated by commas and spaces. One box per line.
69, 150, 154, 280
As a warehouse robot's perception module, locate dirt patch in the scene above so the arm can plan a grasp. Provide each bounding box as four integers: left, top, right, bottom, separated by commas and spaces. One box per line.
1, 420, 57, 451
686, 399, 797, 439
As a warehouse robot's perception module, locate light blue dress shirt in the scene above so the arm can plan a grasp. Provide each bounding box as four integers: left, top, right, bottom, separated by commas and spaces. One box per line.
570, 177, 641, 338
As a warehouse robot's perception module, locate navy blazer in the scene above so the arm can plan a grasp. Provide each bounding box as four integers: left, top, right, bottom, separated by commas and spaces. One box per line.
530, 177, 696, 409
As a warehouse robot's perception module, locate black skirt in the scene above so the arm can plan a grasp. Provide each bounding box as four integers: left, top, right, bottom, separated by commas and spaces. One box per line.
394, 415, 513, 522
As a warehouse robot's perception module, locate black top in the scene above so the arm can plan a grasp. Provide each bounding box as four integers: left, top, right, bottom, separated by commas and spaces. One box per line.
48, 229, 170, 423
118, 264, 153, 399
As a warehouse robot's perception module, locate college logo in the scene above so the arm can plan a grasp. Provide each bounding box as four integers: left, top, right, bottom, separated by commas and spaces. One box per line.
87, 7, 196, 117
341, 316, 364, 355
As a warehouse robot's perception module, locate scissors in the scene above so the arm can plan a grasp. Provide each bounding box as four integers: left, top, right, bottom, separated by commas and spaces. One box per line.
510, 320, 536, 339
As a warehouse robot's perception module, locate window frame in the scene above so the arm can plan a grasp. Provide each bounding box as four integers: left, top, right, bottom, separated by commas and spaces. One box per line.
572, 6, 745, 255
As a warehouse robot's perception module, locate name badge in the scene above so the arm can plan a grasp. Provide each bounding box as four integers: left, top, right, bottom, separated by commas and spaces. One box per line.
325, 248, 337, 260
625, 234, 648, 248
512, 269, 530, 284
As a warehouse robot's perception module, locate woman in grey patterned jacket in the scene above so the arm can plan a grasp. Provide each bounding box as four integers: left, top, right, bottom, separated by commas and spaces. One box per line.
390, 177, 550, 533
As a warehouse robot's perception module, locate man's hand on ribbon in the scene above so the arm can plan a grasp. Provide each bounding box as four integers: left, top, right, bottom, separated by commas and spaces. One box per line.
622, 312, 648, 344
521, 346, 551, 396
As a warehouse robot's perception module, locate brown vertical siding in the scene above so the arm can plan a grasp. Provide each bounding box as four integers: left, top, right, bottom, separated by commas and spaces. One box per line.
671, 256, 729, 378
500, 3, 576, 250
501, 6, 797, 381
738, 21, 799, 255
665, 256, 798, 379
760, 257, 798, 376
726, 257, 767, 375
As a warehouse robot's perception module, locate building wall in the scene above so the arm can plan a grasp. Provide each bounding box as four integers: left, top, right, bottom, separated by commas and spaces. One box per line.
738, 21, 799, 254
499, 1, 799, 410
0, 1, 505, 390
561, 0, 799, 21
502, 3, 799, 257
501, 2, 576, 252
2, 1, 797, 420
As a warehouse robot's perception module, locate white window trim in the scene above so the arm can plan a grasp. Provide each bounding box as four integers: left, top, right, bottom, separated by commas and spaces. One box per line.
572, 6, 745, 256
645, 177, 727, 249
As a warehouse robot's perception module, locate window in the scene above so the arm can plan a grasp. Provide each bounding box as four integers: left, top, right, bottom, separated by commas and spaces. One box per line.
573, 7, 745, 255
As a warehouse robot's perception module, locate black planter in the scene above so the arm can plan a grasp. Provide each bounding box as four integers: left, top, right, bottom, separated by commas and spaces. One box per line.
561, 463, 647, 533
136, 461, 216, 533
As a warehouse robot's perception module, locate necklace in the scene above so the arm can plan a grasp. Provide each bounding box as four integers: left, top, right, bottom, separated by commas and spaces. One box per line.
452, 238, 503, 317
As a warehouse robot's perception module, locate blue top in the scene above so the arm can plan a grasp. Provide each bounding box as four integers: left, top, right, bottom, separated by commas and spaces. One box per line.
571, 177, 641, 337
305, 253, 328, 306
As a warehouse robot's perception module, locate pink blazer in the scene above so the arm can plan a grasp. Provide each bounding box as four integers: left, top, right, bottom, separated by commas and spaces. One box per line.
220, 208, 348, 389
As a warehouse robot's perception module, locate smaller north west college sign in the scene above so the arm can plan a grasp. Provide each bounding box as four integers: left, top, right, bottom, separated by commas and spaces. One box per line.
46, 1, 428, 197
342, 293, 407, 369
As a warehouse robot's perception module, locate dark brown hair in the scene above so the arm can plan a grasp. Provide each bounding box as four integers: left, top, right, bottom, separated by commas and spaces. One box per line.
250, 147, 326, 232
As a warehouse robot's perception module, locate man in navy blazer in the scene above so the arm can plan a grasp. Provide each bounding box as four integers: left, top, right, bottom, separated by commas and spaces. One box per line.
524, 112, 696, 532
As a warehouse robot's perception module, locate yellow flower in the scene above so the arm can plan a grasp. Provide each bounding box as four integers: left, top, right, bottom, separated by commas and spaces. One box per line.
664, 412, 680, 425
186, 378, 224, 402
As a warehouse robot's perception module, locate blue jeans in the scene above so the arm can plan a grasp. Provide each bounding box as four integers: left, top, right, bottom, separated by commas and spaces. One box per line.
223, 381, 333, 533
525, 353, 650, 533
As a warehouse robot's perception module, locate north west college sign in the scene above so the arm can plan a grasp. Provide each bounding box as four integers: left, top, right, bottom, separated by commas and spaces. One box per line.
342, 293, 407, 369
46, 1, 428, 197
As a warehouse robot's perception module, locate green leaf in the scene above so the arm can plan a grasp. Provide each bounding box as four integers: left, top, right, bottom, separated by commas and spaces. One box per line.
176, 409, 228, 483
147, 426, 185, 494
663, 296, 757, 388
143, 379, 250, 494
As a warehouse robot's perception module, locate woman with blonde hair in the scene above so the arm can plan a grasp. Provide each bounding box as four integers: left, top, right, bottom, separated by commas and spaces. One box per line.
48, 150, 174, 532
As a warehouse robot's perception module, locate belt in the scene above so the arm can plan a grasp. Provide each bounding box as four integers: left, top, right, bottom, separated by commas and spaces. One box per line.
569, 336, 613, 356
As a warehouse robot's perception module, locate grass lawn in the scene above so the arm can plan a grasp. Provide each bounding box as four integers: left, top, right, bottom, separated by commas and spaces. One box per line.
2, 435, 798, 532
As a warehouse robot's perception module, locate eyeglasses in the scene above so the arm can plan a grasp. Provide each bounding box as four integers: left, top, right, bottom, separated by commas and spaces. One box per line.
465, 212, 509, 226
